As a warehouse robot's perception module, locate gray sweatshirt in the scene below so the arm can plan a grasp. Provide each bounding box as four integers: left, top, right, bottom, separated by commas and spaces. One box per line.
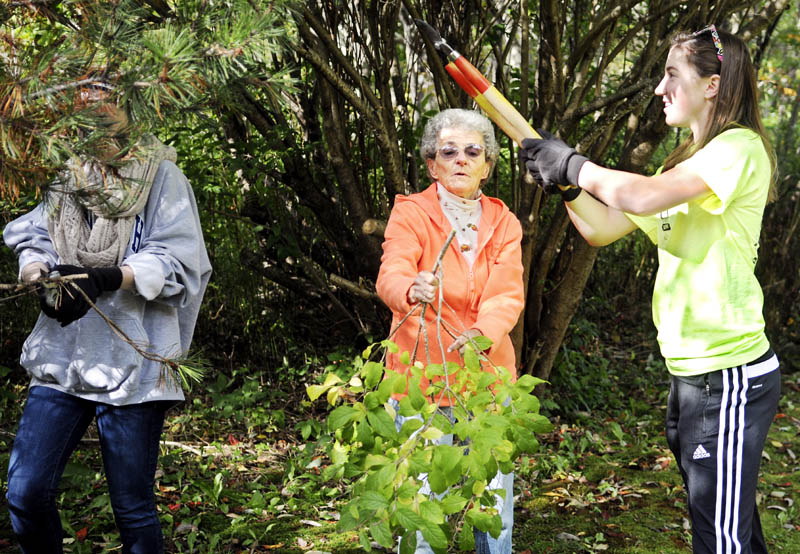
3, 160, 212, 405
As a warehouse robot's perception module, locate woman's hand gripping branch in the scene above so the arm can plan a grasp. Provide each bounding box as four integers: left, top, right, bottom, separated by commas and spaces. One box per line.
407, 270, 439, 304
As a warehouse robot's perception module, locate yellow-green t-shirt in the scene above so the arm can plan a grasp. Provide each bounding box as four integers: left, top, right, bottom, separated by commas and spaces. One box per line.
626, 128, 771, 376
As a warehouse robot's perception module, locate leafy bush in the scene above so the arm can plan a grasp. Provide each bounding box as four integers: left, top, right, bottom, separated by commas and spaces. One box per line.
306, 339, 552, 552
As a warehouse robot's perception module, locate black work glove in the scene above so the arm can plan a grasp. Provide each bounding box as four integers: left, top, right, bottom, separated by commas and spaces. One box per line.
521, 130, 588, 200
39, 265, 123, 327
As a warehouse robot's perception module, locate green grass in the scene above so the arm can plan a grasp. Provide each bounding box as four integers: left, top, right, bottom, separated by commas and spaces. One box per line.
1, 367, 799, 552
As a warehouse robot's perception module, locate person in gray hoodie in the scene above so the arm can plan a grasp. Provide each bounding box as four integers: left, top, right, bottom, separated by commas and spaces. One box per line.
2, 86, 211, 553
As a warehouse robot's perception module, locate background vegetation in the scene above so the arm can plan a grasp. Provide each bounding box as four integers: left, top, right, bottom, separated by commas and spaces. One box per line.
1, 0, 799, 551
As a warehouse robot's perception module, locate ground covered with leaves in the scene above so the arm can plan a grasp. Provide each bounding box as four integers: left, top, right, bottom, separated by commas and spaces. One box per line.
1, 350, 799, 553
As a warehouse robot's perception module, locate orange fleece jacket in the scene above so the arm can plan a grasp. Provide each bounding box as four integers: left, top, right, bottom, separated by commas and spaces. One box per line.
376, 183, 524, 405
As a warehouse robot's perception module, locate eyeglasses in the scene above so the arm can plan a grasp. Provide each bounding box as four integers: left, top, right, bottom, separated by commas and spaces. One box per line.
436, 143, 485, 160
693, 24, 724, 62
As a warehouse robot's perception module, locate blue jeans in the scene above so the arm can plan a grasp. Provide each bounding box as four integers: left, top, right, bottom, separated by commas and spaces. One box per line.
6, 386, 169, 554
393, 402, 514, 554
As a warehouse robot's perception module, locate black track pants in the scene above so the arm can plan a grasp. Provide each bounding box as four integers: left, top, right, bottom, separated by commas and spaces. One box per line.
665, 353, 781, 554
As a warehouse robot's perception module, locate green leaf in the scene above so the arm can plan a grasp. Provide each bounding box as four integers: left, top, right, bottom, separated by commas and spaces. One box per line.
378, 371, 404, 400
367, 407, 399, 440
397, 396, 419, 417
515, 374, 547, 392
391, 372, 409, 394
327, 405, 361, 432
306, 384, 328, 402
381, 339, 399, 353
358, 529, 372, 551
432, 412, 454, 435
420, 426, 444, 441
439, 493, 468, 515
362, 361, 385, 389
444, 361, 461, 374
370, 519, 394, 549
397, 479, 420, 499
432, 444, 462, 474
360, 490, 389, 512
472, 335, 493, 351
368, 463, 396, 491
337, 500, 360, 532
363, 344, 377, 359
527, 413, 553, 433
418, 499, 445, 524
466, 507, 496, 532
424, 363, 444, 379
356, 419, 375, 449
326, 386, 341, 405
376, 383, 394, 404
364, 454, 391, 469
477, 372, 498, 390
364, 391, 381, 410
463, 347, 480, 371
420, 521, 449, 550
466, 391, 493, 411
457, 523, 476, 550
407, 377, 427, 410
427, 466, 447, 494
399, 417, 423, 438
394, 506, 426, 532
609, 421, 624, 441
307, 373, 343, 402
400, 350, 410, 365
399, 531, 417, 554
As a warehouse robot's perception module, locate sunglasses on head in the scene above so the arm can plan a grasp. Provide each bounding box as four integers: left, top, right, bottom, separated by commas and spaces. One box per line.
437, 144, 485, 160
693, 24, 724, 62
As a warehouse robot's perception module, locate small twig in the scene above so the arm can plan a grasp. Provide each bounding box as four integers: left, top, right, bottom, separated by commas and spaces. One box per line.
26, 78, 109, 100
432, 231, 457, 405
161, 440, 204, 456
0, 273, 87, 291
329, 273, 380, 301
385, 302, 422, 342
432, 230, 456, 275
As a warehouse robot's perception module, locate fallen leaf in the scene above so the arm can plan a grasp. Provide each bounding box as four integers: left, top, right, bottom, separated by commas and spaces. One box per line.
300, 519, 322, 527
175, 521, 198, 534
767, 505, 787, 512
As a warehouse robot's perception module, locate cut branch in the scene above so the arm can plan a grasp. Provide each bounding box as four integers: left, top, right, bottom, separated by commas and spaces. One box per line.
329, 273, 379, 301
361, 218, 386, 237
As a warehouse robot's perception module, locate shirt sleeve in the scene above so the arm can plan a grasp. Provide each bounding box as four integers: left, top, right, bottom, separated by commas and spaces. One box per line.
678, 129, 766, 215
2, 203, 59, 278
375, 201, 426, 315
122, 161, 211, 305
624, 212, 659, 244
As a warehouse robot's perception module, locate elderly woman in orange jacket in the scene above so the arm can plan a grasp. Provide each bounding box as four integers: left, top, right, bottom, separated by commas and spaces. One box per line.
376, 108, 524, 554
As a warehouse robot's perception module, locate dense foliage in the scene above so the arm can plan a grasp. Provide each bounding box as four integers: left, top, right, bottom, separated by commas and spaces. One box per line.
1, 2, 799, 549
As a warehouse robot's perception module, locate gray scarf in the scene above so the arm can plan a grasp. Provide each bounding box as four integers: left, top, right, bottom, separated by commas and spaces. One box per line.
48, 135, 177, 266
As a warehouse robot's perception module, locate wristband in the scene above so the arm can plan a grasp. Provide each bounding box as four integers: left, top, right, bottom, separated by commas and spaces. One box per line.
561, 186, 582, 202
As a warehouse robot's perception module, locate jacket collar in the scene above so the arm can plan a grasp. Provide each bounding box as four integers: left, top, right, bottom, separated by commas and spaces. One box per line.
396, 183, 513, 259
397, 183, 510, 231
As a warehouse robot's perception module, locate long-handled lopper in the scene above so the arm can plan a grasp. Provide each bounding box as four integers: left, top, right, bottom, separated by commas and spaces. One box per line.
414, 19, 541, 145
